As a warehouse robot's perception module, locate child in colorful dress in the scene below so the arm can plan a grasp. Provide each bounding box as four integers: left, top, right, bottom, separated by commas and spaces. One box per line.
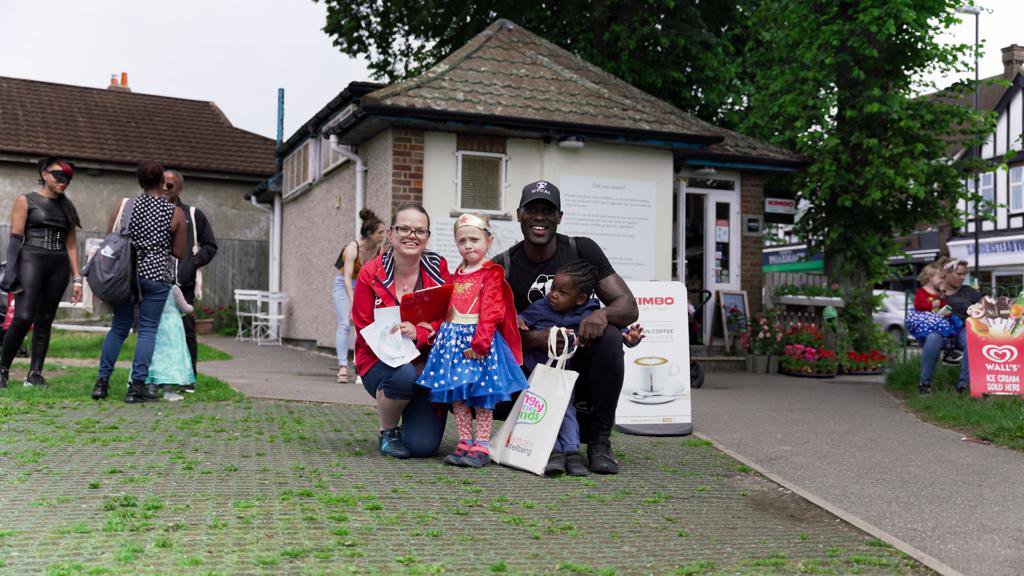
908, 262, 963, 359
415, 213, 528, 468
519, 260, 644, 477
146, 284, 195, 395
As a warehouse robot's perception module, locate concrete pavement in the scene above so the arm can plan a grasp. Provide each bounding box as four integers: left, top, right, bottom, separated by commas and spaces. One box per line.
694, 372, 1024, 576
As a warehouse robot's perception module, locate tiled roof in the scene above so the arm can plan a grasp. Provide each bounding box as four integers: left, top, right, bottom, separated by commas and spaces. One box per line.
922, 74, 1009, 158
365, 19, 799, 164
0, 76, 275, 177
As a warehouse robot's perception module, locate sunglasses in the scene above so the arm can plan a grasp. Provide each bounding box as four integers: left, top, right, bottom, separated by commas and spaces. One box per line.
46, 170, 70, 185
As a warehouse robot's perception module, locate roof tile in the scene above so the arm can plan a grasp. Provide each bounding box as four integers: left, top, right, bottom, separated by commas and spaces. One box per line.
0, 76, 275, 177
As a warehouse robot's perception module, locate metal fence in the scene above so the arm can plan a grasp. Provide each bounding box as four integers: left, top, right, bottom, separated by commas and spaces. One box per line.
0, 225, 268, 308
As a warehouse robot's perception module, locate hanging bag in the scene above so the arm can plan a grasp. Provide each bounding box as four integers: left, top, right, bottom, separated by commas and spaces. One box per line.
490, 327, 578, 475
82, 198, 136, 305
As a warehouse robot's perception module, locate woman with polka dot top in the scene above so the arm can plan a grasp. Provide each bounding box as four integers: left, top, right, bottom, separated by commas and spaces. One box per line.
92, 160, 187, 403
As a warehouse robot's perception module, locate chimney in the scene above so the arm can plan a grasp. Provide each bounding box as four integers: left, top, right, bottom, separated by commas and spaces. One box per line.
106, 71, 132, 93
1003, 44, 1024, 81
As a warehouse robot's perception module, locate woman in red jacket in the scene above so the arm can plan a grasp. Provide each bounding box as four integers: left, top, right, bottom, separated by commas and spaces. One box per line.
352, 203, 452, 458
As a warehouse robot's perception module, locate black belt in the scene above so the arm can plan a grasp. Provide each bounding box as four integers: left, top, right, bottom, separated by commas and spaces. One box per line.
24, 228, 66, 251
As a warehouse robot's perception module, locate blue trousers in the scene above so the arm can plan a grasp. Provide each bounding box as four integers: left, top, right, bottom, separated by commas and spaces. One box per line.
99, 277, 171, 383
554, 391, 580, 453
920, 330, 969, 390
362, 361, 448, 457
333, 274, 352, 367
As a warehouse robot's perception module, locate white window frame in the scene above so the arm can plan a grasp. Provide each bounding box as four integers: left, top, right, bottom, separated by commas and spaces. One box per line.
1011, 166, 1024, 213
283, 140, 313, 194
454, 151, 508, 215
320, 135, 349, 175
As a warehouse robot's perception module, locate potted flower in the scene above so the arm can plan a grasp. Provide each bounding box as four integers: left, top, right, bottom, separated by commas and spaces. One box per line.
842, 349, 887, 375
780, 343, 837, 378
751, 314, 785, 374
726, 305, 750, 357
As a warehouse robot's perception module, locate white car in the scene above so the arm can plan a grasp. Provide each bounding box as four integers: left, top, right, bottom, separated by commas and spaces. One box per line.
873, 289, 910, 343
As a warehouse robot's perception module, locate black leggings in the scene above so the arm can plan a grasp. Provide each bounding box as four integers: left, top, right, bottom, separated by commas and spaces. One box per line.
1, 246, 70, 371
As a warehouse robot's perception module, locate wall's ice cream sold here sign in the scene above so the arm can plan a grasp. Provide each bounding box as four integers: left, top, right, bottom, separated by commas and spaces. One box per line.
966, 295, 1024, 397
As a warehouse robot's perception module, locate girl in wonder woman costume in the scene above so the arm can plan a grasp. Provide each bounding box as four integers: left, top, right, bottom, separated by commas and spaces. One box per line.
416, 213, 528, 467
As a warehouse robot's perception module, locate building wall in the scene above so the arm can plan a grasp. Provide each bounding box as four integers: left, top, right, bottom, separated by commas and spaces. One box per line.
279, 162, 356, 346
278, 129, 394, 347
740, 174, 766, 313
0, 162, 268, 240
420, 132, 675, 279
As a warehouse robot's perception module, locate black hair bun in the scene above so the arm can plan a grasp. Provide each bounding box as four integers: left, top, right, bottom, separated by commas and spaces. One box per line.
359, 208, 378, 221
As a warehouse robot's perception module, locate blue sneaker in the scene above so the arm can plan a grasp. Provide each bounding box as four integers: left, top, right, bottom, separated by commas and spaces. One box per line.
379, 428, 412, 459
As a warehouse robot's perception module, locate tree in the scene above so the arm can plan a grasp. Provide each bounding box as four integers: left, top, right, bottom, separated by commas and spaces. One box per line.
316, 0, 746, 124
737, 0, 994, 350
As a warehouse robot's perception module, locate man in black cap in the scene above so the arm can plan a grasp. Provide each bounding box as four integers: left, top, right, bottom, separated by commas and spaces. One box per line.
496, 180, 638, 474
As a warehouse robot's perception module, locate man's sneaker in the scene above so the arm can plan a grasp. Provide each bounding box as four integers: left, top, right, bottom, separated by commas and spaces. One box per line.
0, 367, 7, 389
180, 384, 196, 394
459, 445, 490, 468
587, 441, 620, 475
444, 441, 472, 466
91, 378, 109, 400
918, 383, 933, 395
23, 370, 46, 387
378, 427, 412, 459
544, 452, 566, 476
565, 452, 589, 477
125, 380, 161, 404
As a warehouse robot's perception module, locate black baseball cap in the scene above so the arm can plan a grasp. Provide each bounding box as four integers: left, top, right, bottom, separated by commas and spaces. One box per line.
518, 180, 561, 210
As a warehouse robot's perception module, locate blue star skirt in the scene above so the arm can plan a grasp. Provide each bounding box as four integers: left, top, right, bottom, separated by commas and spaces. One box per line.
907, 310, 964, 342
416, 322, 528, 409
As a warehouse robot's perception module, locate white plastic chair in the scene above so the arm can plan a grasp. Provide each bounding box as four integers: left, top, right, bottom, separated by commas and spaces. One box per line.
234, 289, 262, 342
254, 291, 288, 346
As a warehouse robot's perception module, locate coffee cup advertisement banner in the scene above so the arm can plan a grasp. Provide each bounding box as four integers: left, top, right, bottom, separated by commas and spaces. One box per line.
966, 295, 1024, 398
615, 281, 692, 436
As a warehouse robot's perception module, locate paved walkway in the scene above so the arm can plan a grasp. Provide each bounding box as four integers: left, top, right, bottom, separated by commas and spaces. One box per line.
199, 336, 373, 406
694, 372, 1024, 576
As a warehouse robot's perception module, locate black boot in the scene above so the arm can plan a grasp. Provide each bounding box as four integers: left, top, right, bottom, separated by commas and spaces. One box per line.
587, 440, 620, 475
24, 369, 47, 387
0, 367, 7, 389
125, 380, 160, 403
91, 378, 109, 400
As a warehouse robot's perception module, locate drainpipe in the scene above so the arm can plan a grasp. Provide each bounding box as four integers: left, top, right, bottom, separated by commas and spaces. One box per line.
249, 195, 280, 293
329, 134, 366, 240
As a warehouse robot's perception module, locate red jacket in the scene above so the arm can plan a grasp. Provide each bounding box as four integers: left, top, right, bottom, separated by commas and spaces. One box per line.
353, 250, 452, 376
455, 261, 524, 364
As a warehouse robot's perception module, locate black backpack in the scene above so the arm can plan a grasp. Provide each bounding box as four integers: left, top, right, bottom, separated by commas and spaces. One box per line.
82, 199, 136, 305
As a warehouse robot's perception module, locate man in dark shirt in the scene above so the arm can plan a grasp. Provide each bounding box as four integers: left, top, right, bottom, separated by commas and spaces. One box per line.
497, 180, 639, 474
163, 171, 218, 388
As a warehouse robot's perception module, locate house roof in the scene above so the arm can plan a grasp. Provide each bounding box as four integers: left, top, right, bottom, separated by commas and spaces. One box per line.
922, 74, 1010, 158
0, 76, 275, 178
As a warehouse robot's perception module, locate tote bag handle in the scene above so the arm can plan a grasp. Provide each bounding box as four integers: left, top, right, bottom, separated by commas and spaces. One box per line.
546, 327, 577, 370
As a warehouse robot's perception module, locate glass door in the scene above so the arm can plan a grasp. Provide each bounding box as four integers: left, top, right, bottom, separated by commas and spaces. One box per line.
704, 191, 741, 343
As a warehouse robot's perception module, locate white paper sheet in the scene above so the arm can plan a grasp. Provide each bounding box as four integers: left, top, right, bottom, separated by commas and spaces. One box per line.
359, 306, 420, 368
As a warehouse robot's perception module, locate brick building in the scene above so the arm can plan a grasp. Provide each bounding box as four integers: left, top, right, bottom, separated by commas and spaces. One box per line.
253, 20, 803, 347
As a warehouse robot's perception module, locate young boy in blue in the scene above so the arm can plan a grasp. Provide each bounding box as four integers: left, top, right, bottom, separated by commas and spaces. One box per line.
519, 260, 642, 477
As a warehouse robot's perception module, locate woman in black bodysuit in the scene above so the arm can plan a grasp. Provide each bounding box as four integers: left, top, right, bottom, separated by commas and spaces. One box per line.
0, 157, 82, 388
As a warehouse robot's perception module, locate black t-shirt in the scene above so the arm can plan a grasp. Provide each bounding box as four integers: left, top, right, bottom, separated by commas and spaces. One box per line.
944, 285, 982, 320
502, 234, 615, 313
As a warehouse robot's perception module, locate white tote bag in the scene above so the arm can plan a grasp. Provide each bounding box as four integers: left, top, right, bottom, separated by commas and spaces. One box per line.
490, 328, 578, 475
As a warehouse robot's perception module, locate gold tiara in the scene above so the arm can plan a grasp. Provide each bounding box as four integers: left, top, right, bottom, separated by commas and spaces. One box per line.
454, 213, 490, 234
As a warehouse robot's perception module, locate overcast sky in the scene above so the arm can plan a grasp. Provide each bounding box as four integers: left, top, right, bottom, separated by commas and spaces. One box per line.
1, 1, 1021, 142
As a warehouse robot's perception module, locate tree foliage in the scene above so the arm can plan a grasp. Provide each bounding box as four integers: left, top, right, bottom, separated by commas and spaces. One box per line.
737, 0, 993, 348
317, 0, 745, 123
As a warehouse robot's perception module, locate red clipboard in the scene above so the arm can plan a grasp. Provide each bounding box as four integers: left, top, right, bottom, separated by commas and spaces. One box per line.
400, 284, 454, 325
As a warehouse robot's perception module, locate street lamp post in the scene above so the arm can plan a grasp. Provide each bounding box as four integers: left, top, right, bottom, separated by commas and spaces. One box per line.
957, 4, 982, 282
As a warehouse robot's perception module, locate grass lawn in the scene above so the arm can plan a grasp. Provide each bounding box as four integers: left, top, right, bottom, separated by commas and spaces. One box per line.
30, 330, 232, 362
0, 364, 241, 403
886, 360, 1024, 450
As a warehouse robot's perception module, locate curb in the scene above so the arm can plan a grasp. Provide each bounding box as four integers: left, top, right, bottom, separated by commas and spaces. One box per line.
693, 431, 965, 576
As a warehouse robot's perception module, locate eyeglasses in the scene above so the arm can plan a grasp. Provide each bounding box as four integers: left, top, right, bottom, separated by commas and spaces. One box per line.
392, 225, 431, 239
46, 170, 70, 184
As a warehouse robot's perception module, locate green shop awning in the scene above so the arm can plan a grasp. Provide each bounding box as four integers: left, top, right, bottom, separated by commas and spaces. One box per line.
763, 245, 824, 273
